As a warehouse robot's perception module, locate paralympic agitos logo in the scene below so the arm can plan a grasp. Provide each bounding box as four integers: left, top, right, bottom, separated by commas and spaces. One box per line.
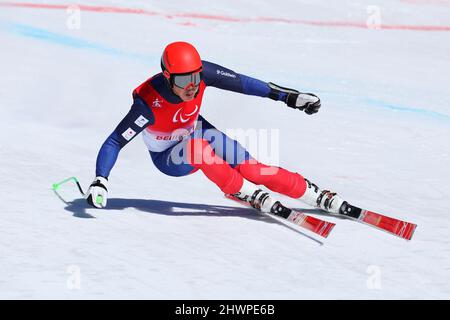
172, 105, 199, 123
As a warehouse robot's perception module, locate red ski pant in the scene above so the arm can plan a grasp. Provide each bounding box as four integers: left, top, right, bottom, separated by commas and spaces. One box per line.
186, 138, 307, 198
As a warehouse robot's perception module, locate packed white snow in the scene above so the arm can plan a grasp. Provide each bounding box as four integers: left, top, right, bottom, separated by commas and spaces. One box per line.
0, 0, 449, 299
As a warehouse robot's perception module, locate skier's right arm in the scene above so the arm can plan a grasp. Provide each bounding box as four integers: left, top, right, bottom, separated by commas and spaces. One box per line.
86, 94, 154, 208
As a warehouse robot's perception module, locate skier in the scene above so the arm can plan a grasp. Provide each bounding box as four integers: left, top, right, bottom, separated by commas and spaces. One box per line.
86, 41, 346, 216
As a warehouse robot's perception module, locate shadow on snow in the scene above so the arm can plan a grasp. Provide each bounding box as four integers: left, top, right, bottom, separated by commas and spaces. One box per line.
63, 198, 324, 242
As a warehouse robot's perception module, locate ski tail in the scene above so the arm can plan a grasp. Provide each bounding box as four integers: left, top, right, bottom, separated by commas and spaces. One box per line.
225, 194, 335, 239
292, 213, 335, 238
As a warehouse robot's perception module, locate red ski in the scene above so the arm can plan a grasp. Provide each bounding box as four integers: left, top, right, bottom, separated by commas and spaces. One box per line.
339, 202, 417, 240
225, 194, 335, 238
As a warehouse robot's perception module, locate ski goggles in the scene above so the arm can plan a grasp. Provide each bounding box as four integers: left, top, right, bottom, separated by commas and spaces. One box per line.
172, 72, 202, 90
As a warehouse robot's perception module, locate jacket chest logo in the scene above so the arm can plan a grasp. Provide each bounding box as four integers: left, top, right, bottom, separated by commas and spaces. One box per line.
172, 105, 199, 123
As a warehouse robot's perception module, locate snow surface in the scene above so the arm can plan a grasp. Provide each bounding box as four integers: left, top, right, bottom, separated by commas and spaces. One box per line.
0, 0, 449, 299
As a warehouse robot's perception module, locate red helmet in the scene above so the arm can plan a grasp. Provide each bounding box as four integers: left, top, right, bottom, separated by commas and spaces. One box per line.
161, 41, 202, 76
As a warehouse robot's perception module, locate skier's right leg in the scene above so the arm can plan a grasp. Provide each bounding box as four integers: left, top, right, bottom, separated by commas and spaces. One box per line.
190, 116, 344, 214
236, 160, 344, 214
191, 115, 344, 214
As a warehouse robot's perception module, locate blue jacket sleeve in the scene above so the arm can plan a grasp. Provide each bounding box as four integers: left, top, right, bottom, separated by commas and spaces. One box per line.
201, 60, 288, 101
95, 95, 154, 178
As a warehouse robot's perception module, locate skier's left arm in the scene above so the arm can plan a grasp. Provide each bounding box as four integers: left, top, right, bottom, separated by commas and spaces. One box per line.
202, 60, 321, 115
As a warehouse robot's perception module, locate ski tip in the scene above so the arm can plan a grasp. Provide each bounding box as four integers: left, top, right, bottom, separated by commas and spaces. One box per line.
403, 223, 418, 241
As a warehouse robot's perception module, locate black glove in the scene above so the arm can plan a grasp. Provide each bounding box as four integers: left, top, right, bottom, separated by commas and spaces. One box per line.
268, 82, 321, 115
286, 92, 321, 115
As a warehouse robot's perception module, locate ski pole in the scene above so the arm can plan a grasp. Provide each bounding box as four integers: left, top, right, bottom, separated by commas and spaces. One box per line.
52, 176, 103, 205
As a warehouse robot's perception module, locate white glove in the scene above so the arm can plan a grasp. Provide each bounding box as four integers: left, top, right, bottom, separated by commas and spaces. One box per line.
86, 176, 108, 208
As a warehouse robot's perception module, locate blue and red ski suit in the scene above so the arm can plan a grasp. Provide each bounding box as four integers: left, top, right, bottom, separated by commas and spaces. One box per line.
95, 60, 306, 197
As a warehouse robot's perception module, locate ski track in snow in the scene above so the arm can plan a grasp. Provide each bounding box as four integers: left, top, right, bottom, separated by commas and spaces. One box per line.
0, 0, 449, 299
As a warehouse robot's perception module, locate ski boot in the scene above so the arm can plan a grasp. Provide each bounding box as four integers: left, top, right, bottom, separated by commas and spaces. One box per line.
231, 180, 276, 213
299, 178, 346, 215
231, 180, 295, 219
